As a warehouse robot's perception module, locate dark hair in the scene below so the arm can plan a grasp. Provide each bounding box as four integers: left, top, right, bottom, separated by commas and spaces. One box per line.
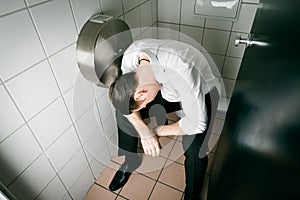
109, 72, 139, 115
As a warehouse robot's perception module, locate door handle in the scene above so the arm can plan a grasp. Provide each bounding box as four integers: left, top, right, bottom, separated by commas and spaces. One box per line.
235, 34, 269, 47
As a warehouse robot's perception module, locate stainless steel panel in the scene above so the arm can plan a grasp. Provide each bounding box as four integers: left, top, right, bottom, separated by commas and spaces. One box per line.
76, 14, 132, 88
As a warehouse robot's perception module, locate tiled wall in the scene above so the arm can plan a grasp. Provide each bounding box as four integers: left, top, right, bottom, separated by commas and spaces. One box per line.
157, 0, 260, 111
0, 0, 157, 199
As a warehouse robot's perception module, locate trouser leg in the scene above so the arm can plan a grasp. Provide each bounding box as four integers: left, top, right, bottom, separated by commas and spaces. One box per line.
183, 133, 208, 200
182, 87, 219, 199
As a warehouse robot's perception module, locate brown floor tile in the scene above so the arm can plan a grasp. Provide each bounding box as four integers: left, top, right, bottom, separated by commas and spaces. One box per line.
119, 173, 156, 200
84, 184, 116, 200
95, 162, 121, 193
116, 195, 128, 200
168, 141, 185, 164
166, 112, 180, 122
111, 155, 125, 165
176, 135, 183, 142
149, 182, 183, 200
159, 136, 176, 158
159, 162, 185, 192
135, 154, 166, 179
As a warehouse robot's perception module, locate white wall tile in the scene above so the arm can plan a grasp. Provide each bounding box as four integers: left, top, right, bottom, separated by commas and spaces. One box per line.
62, 193, 72, 200
222, 57, 242, 79
97, 93, 113, 121
125, 7, 141, 39
69, 167, 94, 200
0, 125, 42, 185
70, 0, 101, 31
151, 0, 157, 23
181, 0, 205, 27
87, 153, 106, 178
50, 44, 81, 93
106, 133, 118, 158
29, 97, 72, 149
100, 0, 123, 17
64, 79, 95, 121
202, 52, 225, 76
59, 149, 89, 189
223, 78, 236, 98
157, 22, 179, 40
242, 0, 260, 3
36, 176, 67, 200
232, 3, 257, 33
46, 126, 81, 171
122, 0, 139, 13
0, 10, 45, 81
179, 25, 203, 49
8, 155, 56, 199
0, 86, 25, 142
202, 29, 230, 55
26, 0, 47, 6
212, 118, 225, 135
205, 18, 232, 31
30, 0, 78, 56
0, 0, 26, 16
158, 0, 180, 24
91, 84, 107, 100
140, 0, 153, 32
75, 106, 102, 144
141, 26, 158, 39
220, 96, 230, 112
6, 60, 60, 120
227, 32, 247, 58
84, 131, 109, 164
103, 115, 117, 139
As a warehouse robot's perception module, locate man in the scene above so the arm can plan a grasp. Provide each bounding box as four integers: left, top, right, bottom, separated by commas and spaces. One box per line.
109, 39, 220, 199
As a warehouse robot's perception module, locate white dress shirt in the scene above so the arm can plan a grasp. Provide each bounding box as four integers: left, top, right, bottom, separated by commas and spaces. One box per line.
121, 39, 220, 135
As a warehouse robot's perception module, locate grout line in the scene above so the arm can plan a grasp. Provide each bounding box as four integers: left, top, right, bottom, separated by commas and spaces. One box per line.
177, 0, 183, 41
146, 139, 177, 199
26, 0, 96, 193
157, 180, 185, 193
122, 0, 150, 16
94, 182, 120, 196
67, 0, 79, 34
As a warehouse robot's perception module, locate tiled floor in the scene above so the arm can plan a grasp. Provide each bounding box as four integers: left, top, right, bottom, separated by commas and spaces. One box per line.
84, 112, 225, 200
84, 136, 212, 200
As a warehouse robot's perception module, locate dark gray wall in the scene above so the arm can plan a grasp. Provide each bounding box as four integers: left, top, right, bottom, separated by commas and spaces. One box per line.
208, 0, 300, 199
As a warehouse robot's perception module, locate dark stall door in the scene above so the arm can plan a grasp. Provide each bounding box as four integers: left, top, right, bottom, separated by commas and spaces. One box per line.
208, 0, 300, 200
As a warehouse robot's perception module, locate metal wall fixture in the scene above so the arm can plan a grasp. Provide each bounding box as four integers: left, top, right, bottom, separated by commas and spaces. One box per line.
76, 14, 133, 88
235, 34, 269, 48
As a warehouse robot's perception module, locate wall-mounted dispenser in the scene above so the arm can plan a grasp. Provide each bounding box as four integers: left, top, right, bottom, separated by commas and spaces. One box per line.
194, 0, 241, 20
76, 14, 133, 88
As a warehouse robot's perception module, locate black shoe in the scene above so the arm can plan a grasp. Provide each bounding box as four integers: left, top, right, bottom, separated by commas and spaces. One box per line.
109, 163, 132, 191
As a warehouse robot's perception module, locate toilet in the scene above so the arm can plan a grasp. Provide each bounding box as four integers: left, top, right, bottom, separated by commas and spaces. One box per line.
76, 14, 133, 88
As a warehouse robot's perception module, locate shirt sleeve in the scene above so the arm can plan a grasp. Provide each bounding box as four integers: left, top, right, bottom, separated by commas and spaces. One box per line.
167, 59, 208, 135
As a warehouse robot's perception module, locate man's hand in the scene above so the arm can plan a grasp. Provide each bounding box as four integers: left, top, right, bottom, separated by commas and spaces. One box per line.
141, 134, 161, 157
125, 111, 162, 157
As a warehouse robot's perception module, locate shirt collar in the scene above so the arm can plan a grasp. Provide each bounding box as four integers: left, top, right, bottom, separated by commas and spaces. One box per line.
139, 50, 167, 83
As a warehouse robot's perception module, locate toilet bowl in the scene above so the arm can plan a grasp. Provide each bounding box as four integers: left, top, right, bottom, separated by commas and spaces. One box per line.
76, 14, 133, 88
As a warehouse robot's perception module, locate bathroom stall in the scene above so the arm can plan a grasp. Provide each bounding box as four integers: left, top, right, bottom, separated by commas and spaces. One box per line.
1, 0, 264, 199
208, 0, 300, 199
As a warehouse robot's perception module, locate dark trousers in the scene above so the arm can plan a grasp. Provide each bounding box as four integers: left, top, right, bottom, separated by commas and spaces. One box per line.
116, 88, 219, 199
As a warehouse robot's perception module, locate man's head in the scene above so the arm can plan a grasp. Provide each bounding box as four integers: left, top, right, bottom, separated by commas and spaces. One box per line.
109, 64, 161, 115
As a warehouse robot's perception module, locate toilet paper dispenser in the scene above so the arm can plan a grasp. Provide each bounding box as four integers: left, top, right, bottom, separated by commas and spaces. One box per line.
76, 14, 133, 88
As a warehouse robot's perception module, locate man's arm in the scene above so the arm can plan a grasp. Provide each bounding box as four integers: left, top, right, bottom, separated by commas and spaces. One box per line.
125, 112, 161, 157
154, 122, 187, 136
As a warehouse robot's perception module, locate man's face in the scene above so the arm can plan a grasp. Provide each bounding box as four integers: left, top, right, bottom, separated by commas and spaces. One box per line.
132, 82, 161, 112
